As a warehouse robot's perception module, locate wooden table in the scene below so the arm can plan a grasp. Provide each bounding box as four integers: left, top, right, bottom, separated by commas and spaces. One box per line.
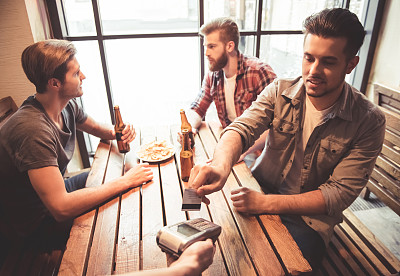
58, 122, 312, 275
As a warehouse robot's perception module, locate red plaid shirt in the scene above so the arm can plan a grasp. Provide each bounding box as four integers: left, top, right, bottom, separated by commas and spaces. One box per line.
190, 53, 276, 128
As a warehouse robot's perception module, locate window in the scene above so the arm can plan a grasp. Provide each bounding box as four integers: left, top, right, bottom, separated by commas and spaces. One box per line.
47, 0, 381, 163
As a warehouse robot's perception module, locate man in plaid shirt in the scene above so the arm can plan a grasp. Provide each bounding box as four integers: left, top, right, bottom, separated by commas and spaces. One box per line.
185, 17, 276, 162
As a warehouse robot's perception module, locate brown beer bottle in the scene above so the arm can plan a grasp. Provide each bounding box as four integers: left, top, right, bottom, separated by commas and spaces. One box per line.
180, 129, 194, 182
180, 109, 195, 148
114, 105, 130, 153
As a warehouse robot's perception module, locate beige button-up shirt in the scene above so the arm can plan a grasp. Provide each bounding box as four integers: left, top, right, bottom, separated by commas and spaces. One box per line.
224, 77, 385, 245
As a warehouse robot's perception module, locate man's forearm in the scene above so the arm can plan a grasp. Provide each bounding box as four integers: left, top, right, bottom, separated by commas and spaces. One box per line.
211, 130, 243, 171
265, 190, 327, 215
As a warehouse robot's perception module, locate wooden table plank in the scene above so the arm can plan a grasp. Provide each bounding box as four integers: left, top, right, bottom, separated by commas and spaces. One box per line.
58, 141, 112, 276
86, 142, 124, 275
197, 125, 258, 276
114, 132, 142, 274
171, 124, 229, 276
157, 125, 186, 226
206, 122, 312, 275
140, 126, 168, 270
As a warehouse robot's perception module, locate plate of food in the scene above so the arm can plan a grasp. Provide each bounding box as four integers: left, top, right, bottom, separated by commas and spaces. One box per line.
136, 140, 176, 162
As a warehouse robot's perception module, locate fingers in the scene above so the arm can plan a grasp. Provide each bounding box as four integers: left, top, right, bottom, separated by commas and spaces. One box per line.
177, 132, 183, 144
202, 196, 210, 205
122, 123, 136, 143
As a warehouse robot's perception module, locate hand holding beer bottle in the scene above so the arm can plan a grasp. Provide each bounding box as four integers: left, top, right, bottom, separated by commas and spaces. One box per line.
114, 105, 130, 153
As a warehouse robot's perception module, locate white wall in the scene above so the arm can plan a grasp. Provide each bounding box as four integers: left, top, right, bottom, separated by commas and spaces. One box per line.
365, 0, 400, 100
0, 0, 35, 107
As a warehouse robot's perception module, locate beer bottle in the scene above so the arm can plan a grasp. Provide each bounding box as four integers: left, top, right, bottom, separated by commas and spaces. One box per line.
180, 129, 194, 182
180, 109, 195, 148
114, 105, 130, 153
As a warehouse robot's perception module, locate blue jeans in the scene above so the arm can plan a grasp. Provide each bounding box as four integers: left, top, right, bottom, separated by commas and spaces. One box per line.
280, 214, 326, 271
64, 171, 89, 192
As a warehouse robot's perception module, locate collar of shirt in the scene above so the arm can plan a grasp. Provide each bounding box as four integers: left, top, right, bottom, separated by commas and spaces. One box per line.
280, 77, 354, 122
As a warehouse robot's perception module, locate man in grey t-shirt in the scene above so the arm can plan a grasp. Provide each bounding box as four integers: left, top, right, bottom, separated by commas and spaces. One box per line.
0, 40, 153, 240
0, 40, 216, 276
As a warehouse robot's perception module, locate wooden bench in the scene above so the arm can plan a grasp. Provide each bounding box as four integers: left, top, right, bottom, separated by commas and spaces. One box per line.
319, 83, 400, 275
0, 96, 17, 129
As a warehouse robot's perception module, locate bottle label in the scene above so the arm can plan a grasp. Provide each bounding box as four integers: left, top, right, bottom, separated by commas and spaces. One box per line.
116, 132, 123, 141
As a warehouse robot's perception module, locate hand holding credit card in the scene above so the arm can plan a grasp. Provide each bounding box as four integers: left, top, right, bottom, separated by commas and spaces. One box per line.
182, 188, 201, 211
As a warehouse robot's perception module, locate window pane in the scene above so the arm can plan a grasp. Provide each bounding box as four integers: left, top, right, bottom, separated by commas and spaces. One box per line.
204, 0, 257, 31
63, 0, 96, 36
105, 37, 200, 127
74, 41, 111, 148
260, 34, 303, 79
349, 0, 366, 21
98, 0, 199, 35
261, 0, 340, 30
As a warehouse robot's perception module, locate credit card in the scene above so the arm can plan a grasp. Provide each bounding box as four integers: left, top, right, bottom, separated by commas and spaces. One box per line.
181, 188, 201, 211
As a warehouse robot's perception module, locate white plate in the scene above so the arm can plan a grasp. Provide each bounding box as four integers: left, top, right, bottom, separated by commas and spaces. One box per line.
136, 140, 176, 162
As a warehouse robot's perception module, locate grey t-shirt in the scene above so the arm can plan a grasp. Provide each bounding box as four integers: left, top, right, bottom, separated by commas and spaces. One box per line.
0, 96, 87, 238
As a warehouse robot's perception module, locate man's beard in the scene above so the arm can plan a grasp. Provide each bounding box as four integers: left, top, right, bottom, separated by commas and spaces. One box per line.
209, 51, 228, 71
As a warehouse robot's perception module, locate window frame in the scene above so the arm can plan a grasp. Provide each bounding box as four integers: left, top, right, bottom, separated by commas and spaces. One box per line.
45, 0, 385, 165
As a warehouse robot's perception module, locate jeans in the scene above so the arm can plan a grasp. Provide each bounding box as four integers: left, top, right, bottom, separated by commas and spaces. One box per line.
280, 214, 326, 271
64, 171, 89, 192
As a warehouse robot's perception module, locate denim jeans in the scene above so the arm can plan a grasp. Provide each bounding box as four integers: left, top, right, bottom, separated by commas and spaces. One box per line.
280, 214, 326, 271
64, 171, 89, 192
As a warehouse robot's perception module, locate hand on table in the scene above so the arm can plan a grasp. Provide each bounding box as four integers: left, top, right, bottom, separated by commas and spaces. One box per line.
188, 164, 230, 205
230, 187, 267, 214
170, 239, 215, 276
124, 163, 153, 187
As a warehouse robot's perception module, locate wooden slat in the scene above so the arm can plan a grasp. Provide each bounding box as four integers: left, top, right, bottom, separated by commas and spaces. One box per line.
0, 96, 17, 128
204, 123, 286, 275
381, 143, 400, 166
207, 122, 312, 275
86, 142, 124, 275
343, 209, 400, 274
157, 125, 186, 226
177, 125, 228, 276
319, 256, 340, 276
366, 179, 400, 216
0, 241, 24, 275
114, 133, 142, 274
58, 140, 112, 276
43, 249, 63, 276
334, 224, 378, 275
375, 155, 400, 181
330, 234, 366, 275
13, 243, 36, 275
325, 245, 353, 276
384, 129, 400, 153
140, 126, 168, 270
374, 83, 400, 110
197, 124, 257, 276
371, 165, 400, 199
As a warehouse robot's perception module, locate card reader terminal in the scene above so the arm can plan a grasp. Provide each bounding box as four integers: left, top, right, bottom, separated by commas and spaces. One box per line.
156, 218, 221, 257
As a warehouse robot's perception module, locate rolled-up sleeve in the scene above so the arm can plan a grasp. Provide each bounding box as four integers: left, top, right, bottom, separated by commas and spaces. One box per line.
319, 105, 386, 217
190, 73, 213, 119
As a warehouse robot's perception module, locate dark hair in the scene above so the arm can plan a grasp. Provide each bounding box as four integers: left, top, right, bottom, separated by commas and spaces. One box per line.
21, 39, 77, 93
303, 8, 365, 59
199, 17, 240, 51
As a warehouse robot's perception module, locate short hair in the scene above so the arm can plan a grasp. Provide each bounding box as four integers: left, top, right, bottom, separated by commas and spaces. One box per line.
199, 17, 240, 51
21, 39, 77, 93
303, 8, 365, 59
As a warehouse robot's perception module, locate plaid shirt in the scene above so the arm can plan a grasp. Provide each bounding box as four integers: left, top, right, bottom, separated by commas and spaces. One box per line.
190, 53, 276, 128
